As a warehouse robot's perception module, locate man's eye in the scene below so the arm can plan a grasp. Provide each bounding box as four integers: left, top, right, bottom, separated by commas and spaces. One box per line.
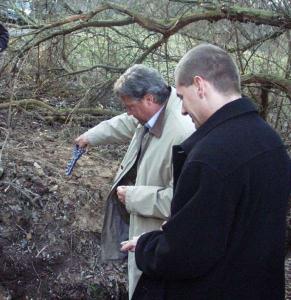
177, 94, 183, 100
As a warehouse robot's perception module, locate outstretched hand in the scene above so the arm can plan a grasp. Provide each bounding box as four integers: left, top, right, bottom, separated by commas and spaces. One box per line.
75, 134, 89, 148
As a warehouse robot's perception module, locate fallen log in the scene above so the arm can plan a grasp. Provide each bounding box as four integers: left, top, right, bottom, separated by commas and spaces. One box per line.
0, 99, 121, 119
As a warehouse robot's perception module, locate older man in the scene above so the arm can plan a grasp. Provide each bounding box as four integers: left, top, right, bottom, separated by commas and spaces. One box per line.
123, 44, 290, 300
75, 64, 194, 298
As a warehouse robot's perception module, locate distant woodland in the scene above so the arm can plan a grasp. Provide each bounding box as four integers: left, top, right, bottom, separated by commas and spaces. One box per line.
0, 0, 290, 146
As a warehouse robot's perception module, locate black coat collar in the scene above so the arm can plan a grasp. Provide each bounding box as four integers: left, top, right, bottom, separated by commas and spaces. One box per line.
180, 97, 258, 154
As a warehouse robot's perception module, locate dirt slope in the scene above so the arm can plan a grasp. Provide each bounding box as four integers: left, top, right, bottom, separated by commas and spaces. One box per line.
0, 111, 127, 299
0, 110, 290, 299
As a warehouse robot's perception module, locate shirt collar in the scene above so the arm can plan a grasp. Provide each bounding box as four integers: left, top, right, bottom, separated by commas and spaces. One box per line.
145, 105, 165, 129
180, 97, 258, 154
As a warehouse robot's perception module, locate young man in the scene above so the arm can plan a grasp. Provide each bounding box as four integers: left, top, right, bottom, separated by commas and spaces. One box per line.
75, 64, 194, 299
122, 44, 290, 300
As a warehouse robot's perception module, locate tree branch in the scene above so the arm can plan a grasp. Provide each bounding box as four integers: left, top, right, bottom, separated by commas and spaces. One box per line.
7, 2, 290, 72
134, 35, 168, 64
241, 74, 291, 97
58, 64, 126, 78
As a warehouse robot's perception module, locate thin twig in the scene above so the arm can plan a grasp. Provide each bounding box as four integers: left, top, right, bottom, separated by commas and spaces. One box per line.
36, 245, 49, 258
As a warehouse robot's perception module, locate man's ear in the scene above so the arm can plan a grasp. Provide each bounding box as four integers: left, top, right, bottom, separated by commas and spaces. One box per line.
193, 76, 205, 98
143, 94, 156, 105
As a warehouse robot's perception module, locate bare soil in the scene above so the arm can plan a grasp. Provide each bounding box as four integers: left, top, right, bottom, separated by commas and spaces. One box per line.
0, 110, 128, 299
0, 109, 290, 300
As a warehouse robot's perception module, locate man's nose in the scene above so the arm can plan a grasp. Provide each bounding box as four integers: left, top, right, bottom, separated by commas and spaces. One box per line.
181, 105, 188, 116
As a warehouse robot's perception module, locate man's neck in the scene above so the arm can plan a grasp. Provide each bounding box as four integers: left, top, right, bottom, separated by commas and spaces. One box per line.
209, 91, 241, 115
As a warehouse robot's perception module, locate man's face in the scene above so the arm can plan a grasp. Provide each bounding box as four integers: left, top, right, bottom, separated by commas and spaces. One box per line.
121, 95, 153, 124
176, 82, 205, 128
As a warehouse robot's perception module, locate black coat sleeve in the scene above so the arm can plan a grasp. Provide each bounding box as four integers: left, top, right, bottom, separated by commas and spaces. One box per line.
0, 24, 9, 52
135, 161, 240, 280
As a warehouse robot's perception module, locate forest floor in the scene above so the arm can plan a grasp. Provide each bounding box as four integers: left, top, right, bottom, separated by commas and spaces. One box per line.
0, 110, 128, 300
0, 109, 290, 300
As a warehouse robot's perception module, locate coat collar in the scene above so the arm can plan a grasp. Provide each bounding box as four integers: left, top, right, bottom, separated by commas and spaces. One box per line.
136, 104, 166, 138
180, 97, 258, 154
149, 106, 166, 138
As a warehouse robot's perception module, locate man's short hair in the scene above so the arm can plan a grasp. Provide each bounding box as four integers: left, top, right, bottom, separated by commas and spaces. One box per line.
114, 64, 170, 104
175, 44, 241, 95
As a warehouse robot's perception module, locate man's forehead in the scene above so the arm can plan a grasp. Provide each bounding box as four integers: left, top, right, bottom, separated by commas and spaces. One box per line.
121, 95, 137, 104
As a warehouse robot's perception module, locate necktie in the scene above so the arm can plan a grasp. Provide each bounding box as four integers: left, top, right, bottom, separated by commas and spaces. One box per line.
123, 126, 150, 184
138, 125, 149, 158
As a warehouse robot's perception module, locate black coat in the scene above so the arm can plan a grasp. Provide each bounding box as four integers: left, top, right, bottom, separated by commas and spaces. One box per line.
133, 97, 290, 300
0, 24, 9, 52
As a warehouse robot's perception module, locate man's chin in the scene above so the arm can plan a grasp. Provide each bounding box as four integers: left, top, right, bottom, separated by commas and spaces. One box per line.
191, 117, 199, 128
137, 119, 146, 125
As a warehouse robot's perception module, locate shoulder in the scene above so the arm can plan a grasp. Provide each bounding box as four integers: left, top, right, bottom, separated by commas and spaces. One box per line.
187, 113, 284, 177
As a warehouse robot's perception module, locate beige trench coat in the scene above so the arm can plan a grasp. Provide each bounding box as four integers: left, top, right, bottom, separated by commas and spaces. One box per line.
83, 88, 194, 298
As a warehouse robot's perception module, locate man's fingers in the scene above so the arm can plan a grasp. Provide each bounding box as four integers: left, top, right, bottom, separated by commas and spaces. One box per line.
75, 135, 89, 148
120, 241, 136, 252
116, 186, 127, 204
120, 236, 139, 252
117, 185, 126, 192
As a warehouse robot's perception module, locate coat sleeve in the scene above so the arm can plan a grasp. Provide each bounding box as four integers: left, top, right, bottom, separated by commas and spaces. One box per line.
83, 113, 138, 145
0, 24, 9, 52
135, 161, 239, 280
125, 183, 173, 220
